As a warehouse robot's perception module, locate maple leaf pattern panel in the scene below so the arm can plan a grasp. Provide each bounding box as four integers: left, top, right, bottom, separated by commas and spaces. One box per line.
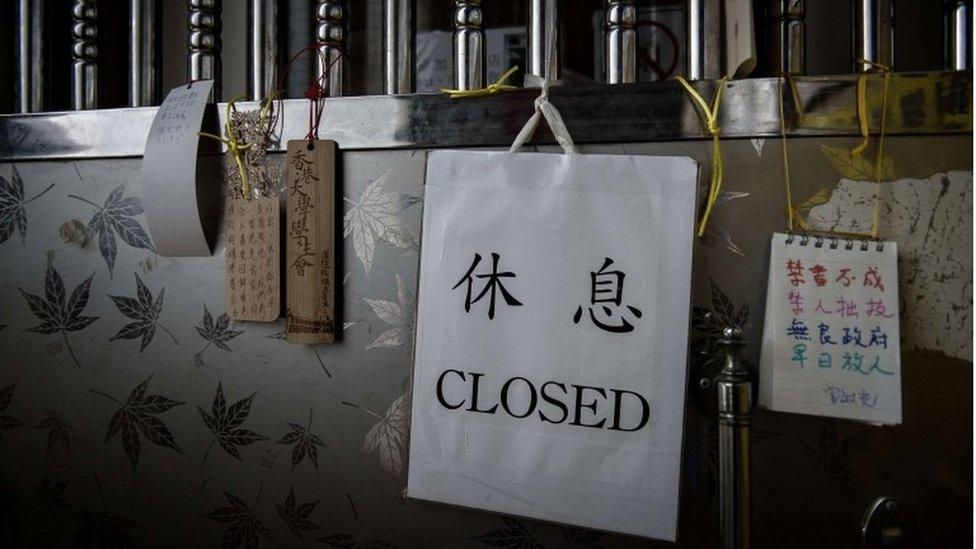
0, 139, 969, 549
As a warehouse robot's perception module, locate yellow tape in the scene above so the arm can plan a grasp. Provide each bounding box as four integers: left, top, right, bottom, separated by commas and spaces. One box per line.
675, 76, 729, 237
440, 66, 520, 99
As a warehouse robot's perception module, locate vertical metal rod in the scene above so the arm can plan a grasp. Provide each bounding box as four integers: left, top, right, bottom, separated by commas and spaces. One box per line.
768, 0, 805, 75
527, 0, 559, 82
15, 0, 44, 113
248, 0, 278, 101
944, 0, 971, 71
717, 327, 752, 549
72, 0, 99, 110
130, 0, 160, 107
316, 1, 347, 97
688, 0, 705, 79
453, 0, 485, 90
853, 0, 894, 71
188, 0, 222, 100
605, 0, 636, 84
383, 0, 415, 94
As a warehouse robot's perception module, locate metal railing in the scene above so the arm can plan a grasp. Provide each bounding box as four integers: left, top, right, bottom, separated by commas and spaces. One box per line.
769, 0, 805, 76
316, 0, 347, 97
9, 1, 972, 112
130, 0, 160, 107
188, 0, 221, 99
71, 0, 98, 110
853, 0, 895, 71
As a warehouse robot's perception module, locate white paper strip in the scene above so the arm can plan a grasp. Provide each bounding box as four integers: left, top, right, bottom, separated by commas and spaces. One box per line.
141, 80, 214, 256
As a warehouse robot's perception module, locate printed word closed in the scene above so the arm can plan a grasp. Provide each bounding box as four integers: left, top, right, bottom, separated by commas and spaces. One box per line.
435, 370, 650, 432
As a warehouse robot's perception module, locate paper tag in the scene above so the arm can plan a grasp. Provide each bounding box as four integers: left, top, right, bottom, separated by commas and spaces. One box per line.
759, 233, 902, 425
285, 140, 337, 344
725, 0, 757, 78
225, 195, 280, 322
142, 80, 215, 256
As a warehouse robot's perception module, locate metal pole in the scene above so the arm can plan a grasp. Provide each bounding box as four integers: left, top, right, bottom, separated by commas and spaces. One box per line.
853, 0, 894, 71
944, 1, 971, 71
316, 0, 347, 97
605, 0, 636, 84
72, 0, 98, 110
188, 0, 221, 100
247, 0, 278, 101
688, 0, 705, 79
528, 0, 559, 82
130, 0, 160, 107
15, 0, 44, 113
716, 327, 751, 549
383, 0, 415, 94
768, 0, 805, 75
453, 0, 485, 90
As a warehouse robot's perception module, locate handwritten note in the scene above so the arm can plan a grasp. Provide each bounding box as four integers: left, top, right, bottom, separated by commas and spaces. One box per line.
225, 196, 280, 322
759, 233, 902, 425
142, 80, 214, 256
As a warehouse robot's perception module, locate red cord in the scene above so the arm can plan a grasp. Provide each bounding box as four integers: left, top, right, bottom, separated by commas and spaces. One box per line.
268, 44, 348, 144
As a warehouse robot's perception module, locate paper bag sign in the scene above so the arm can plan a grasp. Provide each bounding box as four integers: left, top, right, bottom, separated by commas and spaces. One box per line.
759, 233, 902, 425
407, 151, 698, 541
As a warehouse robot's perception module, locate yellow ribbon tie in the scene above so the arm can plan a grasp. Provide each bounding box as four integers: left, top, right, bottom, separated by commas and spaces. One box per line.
676, 76, 729, 237
852, 60, 892, 158
851, 60, 892, 239
200, 97, 253, 199
777, 73, 808, 232
440, 66, 520, 99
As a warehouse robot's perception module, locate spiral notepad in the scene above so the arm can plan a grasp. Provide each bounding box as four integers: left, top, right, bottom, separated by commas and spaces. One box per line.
759, 232, 902, 425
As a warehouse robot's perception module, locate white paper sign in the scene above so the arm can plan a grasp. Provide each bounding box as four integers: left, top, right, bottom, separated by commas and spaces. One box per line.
141, 80, 214, 256
759, 233, 902, 425
407, 151, 698, 541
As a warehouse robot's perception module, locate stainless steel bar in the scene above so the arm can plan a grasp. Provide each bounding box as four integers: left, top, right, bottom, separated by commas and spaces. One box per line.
316, 1, 347, 97
716, 327, 751, 549
130, 0, 160, 107
248, 0, 278, 101
528, 0, 559, 82
688, 0, 705, 79
188, 0, 222, 100
383, 0, 415, 94
1, 73, 970, 161
453, 1, 485, 90
605, 1, 636, 84
72, 0, 98, 110
853, 0, 894, 71
944, 1, 971, 71
15, 0, 44, 113
768, 0, 805, 75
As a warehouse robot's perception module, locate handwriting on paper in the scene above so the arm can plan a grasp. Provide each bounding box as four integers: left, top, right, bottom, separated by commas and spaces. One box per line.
760, 233, 902, 425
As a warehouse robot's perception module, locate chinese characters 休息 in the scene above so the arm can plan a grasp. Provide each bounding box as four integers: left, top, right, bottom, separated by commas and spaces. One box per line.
451, 254, 643, 333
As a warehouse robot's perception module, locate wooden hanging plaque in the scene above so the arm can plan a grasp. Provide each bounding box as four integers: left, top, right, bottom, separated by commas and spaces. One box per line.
285, 140, 337, 344
225, 195, 280, 322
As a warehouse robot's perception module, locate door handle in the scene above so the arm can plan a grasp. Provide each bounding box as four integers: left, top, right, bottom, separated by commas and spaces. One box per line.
861, 496, 917, 548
